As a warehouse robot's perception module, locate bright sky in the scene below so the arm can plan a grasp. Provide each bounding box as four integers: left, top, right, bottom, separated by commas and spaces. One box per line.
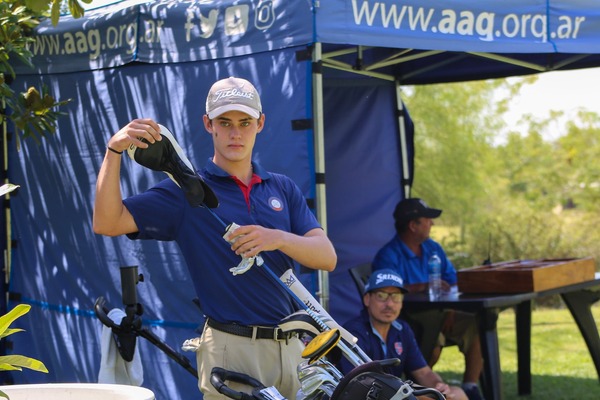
502, 67, 600, 140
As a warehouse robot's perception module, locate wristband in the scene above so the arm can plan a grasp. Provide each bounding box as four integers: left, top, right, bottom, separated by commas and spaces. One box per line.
107, 146, 123, 155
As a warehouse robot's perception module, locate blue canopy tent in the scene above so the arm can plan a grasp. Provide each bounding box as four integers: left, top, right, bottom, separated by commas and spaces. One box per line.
4, 1, 600, 399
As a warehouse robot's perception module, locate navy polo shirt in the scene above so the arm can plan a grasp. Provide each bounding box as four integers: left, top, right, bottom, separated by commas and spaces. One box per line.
123, 159, 321, 325
372, 236, 457, 286
338, 309, 427, 377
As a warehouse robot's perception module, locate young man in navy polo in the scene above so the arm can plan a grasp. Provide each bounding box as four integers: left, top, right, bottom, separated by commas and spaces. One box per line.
93, 77, 337, 399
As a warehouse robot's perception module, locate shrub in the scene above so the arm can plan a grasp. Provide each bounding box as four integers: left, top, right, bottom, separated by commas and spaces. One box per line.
0, 304, 48, 399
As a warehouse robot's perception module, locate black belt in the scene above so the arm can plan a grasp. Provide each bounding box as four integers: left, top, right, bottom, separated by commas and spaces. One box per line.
207, 318, 293, 341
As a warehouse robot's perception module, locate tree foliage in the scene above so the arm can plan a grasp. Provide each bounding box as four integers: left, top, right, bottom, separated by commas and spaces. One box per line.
556, 111, 600, 211
404, 79, 508, 232
403, 76, 600, 270
0, 0, 90, 148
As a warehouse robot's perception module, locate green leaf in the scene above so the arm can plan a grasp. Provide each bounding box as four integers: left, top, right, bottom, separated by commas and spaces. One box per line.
0, 304, 30, 337
68, 0, 85, 19
0, 355, 48, 373
0, 327, 24, 340
51, 0, 60, 26
24, 0, 49, 13
11, 6, 29, 15
0, 389, 9, 399
0, 364, 21, 371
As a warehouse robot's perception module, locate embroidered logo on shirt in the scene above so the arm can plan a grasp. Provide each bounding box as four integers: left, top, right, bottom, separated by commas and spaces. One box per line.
269, 197, 283, 211
394, 341, 403, 356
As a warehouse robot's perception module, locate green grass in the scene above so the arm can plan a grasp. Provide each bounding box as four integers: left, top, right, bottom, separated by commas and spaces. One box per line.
434, 304, 600, 399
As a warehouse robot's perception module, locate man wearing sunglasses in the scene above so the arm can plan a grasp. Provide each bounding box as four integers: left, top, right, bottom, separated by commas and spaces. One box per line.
339, 269, 467, 400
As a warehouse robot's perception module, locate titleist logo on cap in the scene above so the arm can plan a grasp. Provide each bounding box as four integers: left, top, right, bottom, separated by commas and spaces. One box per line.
212, 87, 255, 102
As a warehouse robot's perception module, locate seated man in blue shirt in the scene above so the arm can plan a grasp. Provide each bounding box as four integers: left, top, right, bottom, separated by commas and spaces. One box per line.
339, 269, 466, 400
372, 198, 483, 400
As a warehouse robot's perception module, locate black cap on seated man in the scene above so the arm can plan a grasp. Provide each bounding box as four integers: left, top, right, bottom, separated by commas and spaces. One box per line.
393, 198, 442, 225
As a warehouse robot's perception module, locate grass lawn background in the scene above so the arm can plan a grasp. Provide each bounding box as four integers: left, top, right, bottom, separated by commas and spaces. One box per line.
434, 302, 600, 399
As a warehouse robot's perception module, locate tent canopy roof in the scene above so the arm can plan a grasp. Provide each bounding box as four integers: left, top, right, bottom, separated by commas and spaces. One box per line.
318, 0, 600, 84
18, 0, 600, 84
320, 45, 600, 84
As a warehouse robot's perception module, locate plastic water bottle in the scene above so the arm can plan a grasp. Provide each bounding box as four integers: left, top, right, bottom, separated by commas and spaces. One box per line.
428, 253, 442, 301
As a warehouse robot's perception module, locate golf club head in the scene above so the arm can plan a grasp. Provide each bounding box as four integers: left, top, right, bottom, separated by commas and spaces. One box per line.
297, 360, 342, 400
127, 124, 219, 208
302, 329, 341, 364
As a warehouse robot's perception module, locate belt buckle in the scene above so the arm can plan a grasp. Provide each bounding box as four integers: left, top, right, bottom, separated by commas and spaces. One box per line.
273, 327, 284, 341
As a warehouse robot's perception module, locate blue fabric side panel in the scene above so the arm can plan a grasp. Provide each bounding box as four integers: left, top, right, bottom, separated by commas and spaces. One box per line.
322, 76, 410, 325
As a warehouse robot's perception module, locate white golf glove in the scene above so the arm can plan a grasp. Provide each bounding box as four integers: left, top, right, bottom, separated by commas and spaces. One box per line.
223, 223, 264, 275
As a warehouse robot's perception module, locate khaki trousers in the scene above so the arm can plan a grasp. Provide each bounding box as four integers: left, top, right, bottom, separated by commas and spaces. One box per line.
196, 324, 305, 400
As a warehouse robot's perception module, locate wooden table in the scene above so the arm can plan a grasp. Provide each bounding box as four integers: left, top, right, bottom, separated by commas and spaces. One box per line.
402, 274, 600, 400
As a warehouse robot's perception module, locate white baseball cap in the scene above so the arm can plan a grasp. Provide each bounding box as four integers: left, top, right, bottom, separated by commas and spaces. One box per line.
205, 77, 262, 119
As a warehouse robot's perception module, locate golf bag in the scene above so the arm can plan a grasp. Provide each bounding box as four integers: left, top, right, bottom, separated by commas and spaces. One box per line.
211, 359, 445, 400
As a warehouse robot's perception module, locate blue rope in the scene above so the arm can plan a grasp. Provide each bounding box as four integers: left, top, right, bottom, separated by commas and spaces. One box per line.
18, 296, 199, 330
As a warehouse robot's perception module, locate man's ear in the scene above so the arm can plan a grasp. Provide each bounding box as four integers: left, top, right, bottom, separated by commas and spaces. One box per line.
203, 114, 213, 133
408, 219, 418, 232
256, 114, 265, 133
362, 293, 370, 307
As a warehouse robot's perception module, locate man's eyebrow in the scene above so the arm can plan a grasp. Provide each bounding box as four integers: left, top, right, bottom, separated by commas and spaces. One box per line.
215, 116, 253, 122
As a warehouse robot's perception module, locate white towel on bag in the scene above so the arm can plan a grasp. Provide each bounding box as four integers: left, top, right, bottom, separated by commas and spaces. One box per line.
98, 308, 144, 386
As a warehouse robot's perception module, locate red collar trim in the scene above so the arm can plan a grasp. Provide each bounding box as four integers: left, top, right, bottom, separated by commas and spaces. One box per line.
231, 173, 262, 210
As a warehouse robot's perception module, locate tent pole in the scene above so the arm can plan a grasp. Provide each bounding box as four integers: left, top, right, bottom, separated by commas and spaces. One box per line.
395, 81, 411, 198
312, 42, 330, 311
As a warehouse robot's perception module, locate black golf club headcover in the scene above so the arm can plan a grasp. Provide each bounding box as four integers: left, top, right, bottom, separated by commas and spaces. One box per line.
127, 124, 219, 208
